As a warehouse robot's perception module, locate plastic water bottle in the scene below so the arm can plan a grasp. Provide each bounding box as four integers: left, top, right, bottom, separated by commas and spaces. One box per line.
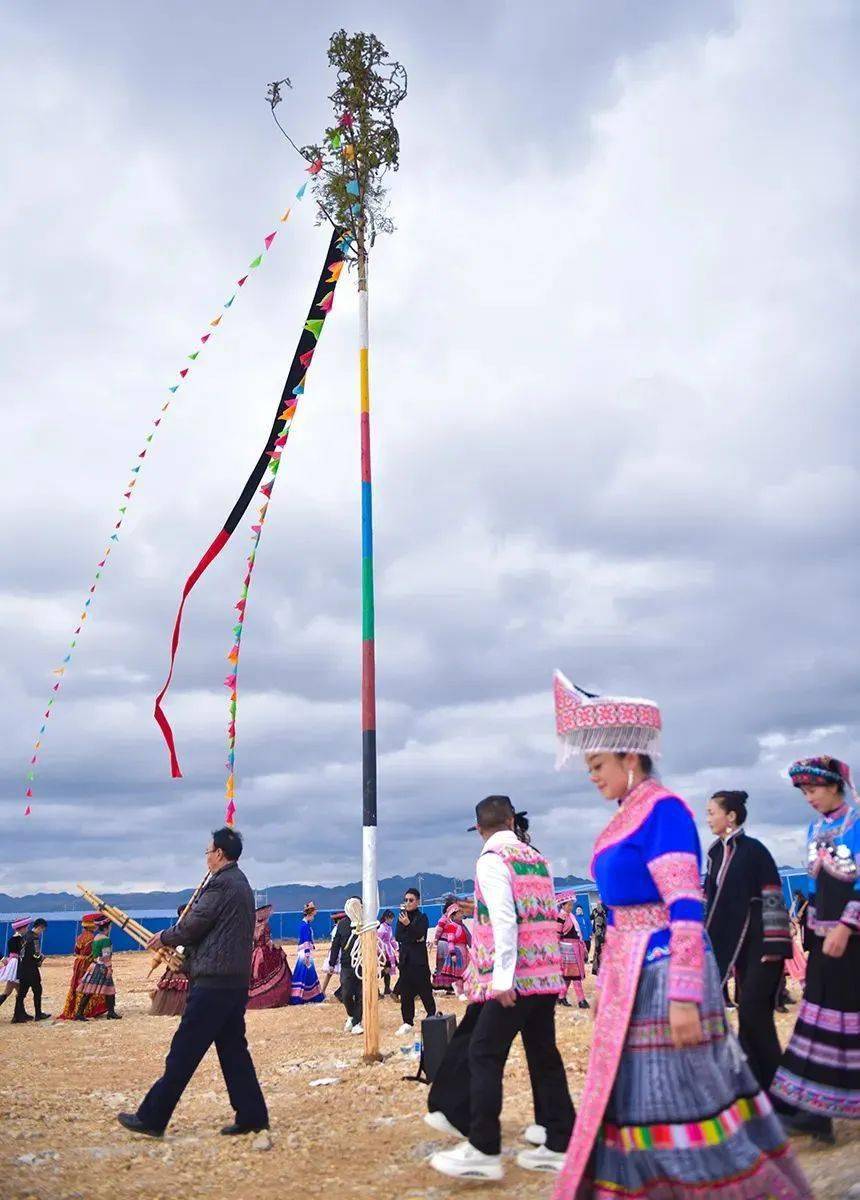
413, 1037, 422, 1060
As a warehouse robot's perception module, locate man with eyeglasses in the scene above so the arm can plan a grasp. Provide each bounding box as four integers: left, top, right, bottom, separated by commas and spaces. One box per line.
395, 887, 437, 1035
117, 826, 268, 1139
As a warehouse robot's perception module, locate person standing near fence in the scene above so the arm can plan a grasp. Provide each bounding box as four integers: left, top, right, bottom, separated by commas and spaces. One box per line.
395, 887, 437, 1035
14, 917, 50, 1022
117, 826, 268, 1138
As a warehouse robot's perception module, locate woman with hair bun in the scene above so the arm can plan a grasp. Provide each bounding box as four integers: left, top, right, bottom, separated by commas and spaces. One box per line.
704, 789, 792, 1091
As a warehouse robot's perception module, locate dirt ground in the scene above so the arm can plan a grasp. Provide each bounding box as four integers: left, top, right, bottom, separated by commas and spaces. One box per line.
0, 952, 857, 1200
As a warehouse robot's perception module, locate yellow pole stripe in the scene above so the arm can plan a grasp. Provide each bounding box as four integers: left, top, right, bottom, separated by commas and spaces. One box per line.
360, 346, 370, 414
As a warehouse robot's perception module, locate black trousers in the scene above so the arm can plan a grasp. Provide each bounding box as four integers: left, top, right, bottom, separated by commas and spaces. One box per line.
340, 963, 363, 1023
735, 953, 783, 1091
430, 996, 574, 1156
137, 985, 267, 1133
14, 971, 43, 1018
399, 959, 436, 1026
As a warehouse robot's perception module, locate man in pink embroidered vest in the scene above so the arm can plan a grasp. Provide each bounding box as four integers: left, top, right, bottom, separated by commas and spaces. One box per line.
428, 796, 574, 1182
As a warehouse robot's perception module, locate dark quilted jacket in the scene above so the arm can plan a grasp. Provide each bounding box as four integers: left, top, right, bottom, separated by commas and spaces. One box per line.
161, 861, 254, 987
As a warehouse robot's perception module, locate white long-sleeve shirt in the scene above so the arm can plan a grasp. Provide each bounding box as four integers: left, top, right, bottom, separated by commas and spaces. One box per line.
475, 830, 522, 992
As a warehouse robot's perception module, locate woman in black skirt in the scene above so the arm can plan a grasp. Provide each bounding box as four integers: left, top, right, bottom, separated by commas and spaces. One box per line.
772, 756, 860, 1144
704, 789, 791, 1090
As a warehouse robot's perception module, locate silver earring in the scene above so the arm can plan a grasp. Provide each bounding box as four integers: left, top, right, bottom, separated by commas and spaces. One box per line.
627, 768, 635, 792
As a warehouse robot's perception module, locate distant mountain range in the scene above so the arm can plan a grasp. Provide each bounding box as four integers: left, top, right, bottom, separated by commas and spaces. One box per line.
0, 871, 593, 914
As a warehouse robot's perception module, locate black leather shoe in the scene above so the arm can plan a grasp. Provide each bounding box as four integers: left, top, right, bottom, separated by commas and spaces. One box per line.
220, 1122, 269, 1136
35, 1013, 52, 1021
117, 1112, 164, 1138
780, 1111, 835, 1144
10, 1014, 34, 1023
557, 998, 571, 1007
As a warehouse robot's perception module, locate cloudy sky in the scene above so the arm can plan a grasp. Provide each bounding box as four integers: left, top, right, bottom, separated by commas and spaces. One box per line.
2, 2, 857, 897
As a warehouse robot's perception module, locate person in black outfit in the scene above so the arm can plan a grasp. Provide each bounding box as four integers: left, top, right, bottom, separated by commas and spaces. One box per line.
118, 827, 268, 1138
328, 898, 363, 1033
14, 918, 50, 1022
704, 790, 791, 1091
395, 887, 436, 1033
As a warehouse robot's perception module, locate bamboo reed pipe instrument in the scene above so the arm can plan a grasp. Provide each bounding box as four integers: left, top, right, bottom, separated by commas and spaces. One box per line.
76, 883, 185, 973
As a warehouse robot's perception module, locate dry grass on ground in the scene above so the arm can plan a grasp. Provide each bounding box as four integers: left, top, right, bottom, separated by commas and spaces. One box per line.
0, 952, 857, 1199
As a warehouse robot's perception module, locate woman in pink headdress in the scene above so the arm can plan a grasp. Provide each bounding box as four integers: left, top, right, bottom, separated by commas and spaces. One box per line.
557, 896, 588, 1009
550, 671, 810, 1200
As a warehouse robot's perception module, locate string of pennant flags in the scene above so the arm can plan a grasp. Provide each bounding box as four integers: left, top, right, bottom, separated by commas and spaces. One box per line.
24, 150, 343, 816
153, 113, 361, 831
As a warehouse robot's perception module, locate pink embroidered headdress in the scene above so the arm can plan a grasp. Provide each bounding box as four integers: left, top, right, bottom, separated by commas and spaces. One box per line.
553, 669, 662, 767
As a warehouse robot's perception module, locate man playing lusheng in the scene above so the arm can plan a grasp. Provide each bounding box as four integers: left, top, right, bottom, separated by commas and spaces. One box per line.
118, 826, 268, 1138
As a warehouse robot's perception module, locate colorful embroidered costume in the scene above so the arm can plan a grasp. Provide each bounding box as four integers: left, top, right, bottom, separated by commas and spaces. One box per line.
552, 671, 810, 1200
290, 917, 324, 1004
772, 757, 860, 1121
433, 911, 471, 992
57, 914, 108, 1020
558, 899, 588, 1006
377, 917, 398, 971
247, 904, 293, 1009
79, 929, 116, 997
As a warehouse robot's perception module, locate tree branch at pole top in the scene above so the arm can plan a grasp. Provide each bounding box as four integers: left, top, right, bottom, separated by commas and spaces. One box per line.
266, 28, 407, 261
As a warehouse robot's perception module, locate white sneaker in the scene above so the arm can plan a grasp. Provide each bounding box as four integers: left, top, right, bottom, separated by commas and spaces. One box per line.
516, 1145, 566, 1173
351, 1023, 364, 1035
429, 1141, 503, 1181
523, 1123, 547, 1146
424, 1110, 460, 1137
396, 1022, 413, 1036
343, 1017, 354, 1033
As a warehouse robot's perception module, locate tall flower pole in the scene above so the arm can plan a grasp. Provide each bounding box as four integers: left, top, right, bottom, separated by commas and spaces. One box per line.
269, 31, 406, 1062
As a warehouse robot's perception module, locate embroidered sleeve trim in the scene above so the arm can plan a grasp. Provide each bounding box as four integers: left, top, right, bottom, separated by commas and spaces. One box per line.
840, 899, 860, 931
648, 851, 703, 905
666, 918, 705, 1004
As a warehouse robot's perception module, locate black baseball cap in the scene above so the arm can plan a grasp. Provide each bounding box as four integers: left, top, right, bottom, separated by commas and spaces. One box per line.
467, 795, 518, 831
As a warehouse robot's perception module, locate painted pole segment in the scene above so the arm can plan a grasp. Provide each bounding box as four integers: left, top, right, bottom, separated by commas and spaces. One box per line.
358, 278, 381, 1060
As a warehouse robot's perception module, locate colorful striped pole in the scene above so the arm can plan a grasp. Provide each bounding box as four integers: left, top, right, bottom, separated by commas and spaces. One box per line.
358, 264, 381, 1060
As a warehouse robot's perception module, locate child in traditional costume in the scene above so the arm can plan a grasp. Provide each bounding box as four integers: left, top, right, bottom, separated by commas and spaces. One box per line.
772, 756, 860, 1143
247, 904, 293, 1009
0, 918, 30, 1018
377, 909, 398, 996
432, 900, 471, 995
290, 902, 324, 1004
150, 908, 190, 1017
704, 790, 792, 1092
75, 916, 120, 1020
557, 896, 588, 1008
551, 671, 810, 1200
57, 914, 109, 1020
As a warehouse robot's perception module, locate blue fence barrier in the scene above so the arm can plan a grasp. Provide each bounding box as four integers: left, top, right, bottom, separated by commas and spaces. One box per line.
2, 873, 808, 958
